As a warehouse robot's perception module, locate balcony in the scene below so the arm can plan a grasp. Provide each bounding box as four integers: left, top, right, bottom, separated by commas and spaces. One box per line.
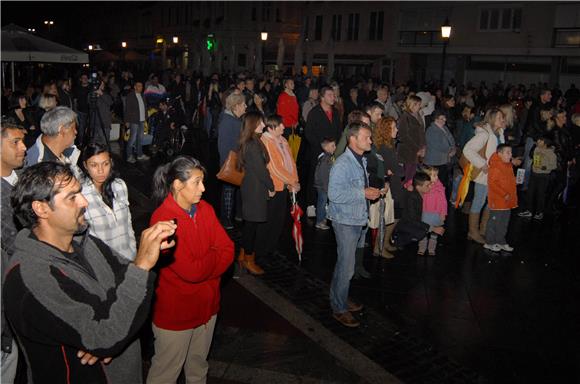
553, 28, 580, 48
399, 30, 446, 47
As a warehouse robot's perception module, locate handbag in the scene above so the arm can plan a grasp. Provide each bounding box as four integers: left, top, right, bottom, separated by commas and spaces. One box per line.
216, 150, 244, 186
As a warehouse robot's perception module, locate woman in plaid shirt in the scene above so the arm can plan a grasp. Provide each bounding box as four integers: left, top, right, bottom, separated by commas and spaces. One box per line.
80, 142, 137, 261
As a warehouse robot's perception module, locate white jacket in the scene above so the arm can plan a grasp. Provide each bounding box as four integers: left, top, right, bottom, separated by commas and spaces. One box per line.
463, 123, 504, 185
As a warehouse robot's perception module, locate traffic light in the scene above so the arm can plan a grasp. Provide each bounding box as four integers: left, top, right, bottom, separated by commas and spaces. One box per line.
206, 34, 215, 52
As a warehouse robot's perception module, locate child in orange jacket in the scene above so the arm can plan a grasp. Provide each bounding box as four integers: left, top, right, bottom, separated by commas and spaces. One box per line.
485, 144, 518, 253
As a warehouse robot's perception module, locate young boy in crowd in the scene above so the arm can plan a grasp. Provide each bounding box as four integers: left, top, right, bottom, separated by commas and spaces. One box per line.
485, 144, 518, 252
313, 137, 336, 230
518, 136, 558, 220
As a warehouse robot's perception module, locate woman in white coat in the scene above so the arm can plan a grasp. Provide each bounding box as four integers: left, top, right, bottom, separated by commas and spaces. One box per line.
462, 108, 505, 244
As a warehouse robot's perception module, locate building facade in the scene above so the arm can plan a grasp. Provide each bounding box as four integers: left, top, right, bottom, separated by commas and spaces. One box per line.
77, 2, 579, 87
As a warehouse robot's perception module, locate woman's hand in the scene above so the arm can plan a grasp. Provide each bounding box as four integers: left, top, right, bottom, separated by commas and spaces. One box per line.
268, 190, 276, 198
289, 183, 301, 193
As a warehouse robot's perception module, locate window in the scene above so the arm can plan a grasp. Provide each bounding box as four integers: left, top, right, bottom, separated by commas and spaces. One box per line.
479, 6, 522, 31
262, 2, 272, 22
369, 11, 384, 40
347, 13, 360, 41
332, 14, 342, 41
315, 15, 323, 41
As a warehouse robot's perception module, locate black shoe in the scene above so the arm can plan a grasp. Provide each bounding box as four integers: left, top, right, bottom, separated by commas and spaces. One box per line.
221, 219, 234, 230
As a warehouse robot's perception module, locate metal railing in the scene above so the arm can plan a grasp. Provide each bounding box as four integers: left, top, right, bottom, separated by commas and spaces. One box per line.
398, 30, 445, 47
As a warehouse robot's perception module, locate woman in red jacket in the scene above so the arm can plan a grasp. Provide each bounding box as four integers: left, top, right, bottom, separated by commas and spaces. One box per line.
147, 156, 234, 384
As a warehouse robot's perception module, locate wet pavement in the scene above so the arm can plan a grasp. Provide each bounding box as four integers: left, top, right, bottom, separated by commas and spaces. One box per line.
112, 125, 580, 384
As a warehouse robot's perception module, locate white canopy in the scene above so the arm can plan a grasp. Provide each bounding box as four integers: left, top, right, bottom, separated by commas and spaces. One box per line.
1, 24, 89, 63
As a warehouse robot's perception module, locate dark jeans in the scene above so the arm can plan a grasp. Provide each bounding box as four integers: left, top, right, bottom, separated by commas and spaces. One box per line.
527, 172, 550, 214
485, 210, 511, 245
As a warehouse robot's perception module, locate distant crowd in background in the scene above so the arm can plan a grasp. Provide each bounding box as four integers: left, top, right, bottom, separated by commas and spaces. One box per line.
2, 64, 580, 381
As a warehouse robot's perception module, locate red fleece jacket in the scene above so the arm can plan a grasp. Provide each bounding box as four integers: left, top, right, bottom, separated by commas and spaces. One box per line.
150, 194, 234, 330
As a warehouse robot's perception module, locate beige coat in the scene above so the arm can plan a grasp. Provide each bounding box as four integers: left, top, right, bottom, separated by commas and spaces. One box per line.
463, 123, 504, 185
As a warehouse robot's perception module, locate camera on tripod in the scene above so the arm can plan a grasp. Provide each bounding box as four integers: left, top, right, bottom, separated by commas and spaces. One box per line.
88, 71, 100, 105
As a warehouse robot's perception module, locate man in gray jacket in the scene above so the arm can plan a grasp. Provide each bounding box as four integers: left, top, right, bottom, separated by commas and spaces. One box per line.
124, 81, 149, 163
327, 122, 381, 328
5, 162, 176, 383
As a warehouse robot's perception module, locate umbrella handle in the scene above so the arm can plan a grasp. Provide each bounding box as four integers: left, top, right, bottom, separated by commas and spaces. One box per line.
291, 191, 296, 206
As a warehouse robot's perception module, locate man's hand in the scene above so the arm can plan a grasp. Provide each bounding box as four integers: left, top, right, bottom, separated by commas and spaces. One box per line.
134, 220, 177, 271
432, 226, 445, 236
268, 190, 276, 198
505, 193, 510, 201
364, 187, 381, 201
512, 158, 522, 167
77, 350, 112, 366
481, 164, 489, 174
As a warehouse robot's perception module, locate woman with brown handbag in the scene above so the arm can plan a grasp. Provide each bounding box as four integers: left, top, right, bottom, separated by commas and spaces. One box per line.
238, 111, 275, 274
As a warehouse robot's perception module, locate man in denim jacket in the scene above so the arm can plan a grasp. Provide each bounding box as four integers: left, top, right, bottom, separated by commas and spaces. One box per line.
328, 122, 382, 328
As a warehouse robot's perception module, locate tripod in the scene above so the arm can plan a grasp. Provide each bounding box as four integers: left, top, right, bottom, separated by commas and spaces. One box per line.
82, 93, 110, 150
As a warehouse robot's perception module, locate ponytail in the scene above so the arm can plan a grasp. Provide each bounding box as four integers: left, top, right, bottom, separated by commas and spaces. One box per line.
151, 156, 207, 205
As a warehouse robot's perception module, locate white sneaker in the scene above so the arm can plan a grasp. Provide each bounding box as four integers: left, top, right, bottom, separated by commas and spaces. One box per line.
483, 243, 501, 252
127, 156, 136, 164
306, 205, 316, 218
137, 154, 150, 161
498, 244, 514, 252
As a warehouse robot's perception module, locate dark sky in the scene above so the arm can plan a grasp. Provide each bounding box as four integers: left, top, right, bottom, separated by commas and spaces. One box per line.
2, 2, 154, 49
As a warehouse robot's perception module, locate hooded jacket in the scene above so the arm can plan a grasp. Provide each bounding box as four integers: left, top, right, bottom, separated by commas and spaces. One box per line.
4, 229, 155, 384
488, 152, 518, 210
150, 195, 234, 331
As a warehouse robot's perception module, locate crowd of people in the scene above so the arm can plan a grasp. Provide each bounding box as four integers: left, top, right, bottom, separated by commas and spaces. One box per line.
2, 65, 580, 382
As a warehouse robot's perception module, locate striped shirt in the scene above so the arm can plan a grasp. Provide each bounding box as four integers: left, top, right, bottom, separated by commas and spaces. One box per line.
81, 178, 137, 261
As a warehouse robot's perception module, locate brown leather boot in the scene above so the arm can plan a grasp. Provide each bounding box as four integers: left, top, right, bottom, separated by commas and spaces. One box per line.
242, 252, 264, 275
237, 248, 245, 269
479, 209, 490, 237
467, 213, 485, 244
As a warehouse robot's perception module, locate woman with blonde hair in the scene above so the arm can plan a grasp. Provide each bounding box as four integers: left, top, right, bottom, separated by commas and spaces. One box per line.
398, 95, 426, 183
463, 108, 521, 243
373, 116, 403, 258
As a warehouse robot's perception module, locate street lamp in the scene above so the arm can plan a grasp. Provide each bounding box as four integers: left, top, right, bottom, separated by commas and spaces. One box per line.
44, 20, 54, 33
173, 36, 179, 44
440, 18, 452, 89
260, 31, 268, 73
121, 41, 127, 48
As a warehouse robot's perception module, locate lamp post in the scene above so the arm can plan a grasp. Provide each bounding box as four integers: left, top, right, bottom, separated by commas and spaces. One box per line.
439, 18, 451, 89
260, 31, 268, 74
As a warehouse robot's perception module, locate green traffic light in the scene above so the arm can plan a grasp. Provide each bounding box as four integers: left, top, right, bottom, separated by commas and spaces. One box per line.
206, 39, 214, 51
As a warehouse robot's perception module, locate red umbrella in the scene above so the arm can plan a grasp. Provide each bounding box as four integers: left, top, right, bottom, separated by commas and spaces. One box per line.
290, 192, 304, 263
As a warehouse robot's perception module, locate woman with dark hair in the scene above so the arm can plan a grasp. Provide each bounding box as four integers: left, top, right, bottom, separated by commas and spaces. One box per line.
238, 111, 274, 275
260, 114, 300, 257
9, 92, 38, 147
81, 142, 136, 261
148, 155, 233, 384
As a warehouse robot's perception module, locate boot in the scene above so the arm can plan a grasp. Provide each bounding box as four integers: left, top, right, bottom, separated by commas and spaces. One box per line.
237, 248, 245, 269
372, 233, 382, 257
381, 244, 395, 259
370, 228, 378, 250
353, 248, 371, 279
479, 209, 490, 237
427, 234, 438, 256
383, 223, 397, 252
467, 213, 485, 244
241, 252, 264, 275
417, 237, 428, 255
